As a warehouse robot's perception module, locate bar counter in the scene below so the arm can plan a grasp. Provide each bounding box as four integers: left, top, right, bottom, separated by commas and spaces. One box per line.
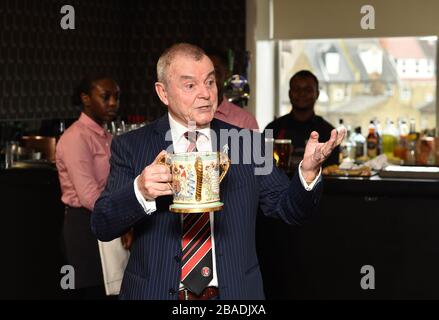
323, 174, 439, 197
0, 166, 66, 299
257, 173, 439, 300
2, 166, 439, 299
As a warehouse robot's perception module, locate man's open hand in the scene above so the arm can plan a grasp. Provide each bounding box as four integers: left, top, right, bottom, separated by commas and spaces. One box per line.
301, 128, 346, 182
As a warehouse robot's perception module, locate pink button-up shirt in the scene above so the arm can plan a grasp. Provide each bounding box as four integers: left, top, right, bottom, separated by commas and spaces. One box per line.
56, 112, 112, 211
214, 98, 259, 131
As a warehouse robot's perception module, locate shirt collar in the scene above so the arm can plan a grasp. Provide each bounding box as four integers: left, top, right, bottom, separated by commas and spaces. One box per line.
289, 110, 316, 124
168, 112, 211, 146
78, 112, 108, 137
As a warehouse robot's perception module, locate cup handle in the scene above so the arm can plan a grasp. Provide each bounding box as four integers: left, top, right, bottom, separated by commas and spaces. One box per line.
157, 153, 174, 193
219, 152, 230, 183
195, 156, 203, 202
157, 153, 168, 166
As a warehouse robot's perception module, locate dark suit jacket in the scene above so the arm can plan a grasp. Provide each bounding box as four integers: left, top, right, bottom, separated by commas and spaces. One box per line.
265, 113, 340, 168
91, 114, 322, 300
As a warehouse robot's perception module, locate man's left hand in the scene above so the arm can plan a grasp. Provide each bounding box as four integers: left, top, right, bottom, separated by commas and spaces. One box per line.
301, 128, 346, 183
121, 228, 134, 250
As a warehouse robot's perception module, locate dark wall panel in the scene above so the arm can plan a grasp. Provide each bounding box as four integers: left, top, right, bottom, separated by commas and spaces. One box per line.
0, 0, 246, 121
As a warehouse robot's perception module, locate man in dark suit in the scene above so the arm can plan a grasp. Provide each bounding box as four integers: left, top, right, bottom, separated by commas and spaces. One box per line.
91, 43, 345, 300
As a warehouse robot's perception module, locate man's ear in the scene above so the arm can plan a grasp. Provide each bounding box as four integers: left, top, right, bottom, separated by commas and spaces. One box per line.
155, 82, 169, 106
80, 92, 90, 107
288, 89, 293, 105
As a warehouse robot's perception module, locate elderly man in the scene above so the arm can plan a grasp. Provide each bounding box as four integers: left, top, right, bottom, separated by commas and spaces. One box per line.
92, 43, 345, 300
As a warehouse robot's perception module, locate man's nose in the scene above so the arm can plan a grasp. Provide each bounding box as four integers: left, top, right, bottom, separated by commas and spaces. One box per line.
109, 96, 119, 109
198, 84, 211, 100
297, 88, 307, 96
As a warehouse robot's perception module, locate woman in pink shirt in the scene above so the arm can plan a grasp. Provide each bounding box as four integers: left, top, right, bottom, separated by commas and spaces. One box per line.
206, 50, 259, 131
56, 75, 127, 299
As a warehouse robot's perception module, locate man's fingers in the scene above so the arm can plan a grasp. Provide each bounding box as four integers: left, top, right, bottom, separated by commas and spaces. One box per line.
311, 144, 322, 160
150, 184, 174, 196
308, 131, 319, 142
335, 127, 346, 146
139, 174, 172, 189
139, 182, 173, 200
150, 172, 172, 183
329, 129, 338, 145
320, 129, 337, 156
148, 164, 171, 175
121, 229, 134, 250
151, 182, 173, 192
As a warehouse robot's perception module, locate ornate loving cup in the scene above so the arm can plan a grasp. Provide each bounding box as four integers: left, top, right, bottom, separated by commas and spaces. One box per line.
158, 151, 230, 213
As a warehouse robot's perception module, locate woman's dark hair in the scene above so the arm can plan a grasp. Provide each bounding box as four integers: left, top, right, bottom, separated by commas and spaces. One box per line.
72, 74, 115, 106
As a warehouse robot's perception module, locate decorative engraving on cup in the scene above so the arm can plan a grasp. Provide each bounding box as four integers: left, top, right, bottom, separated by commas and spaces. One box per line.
195, 156, 203, 202
157, 151, 230, 212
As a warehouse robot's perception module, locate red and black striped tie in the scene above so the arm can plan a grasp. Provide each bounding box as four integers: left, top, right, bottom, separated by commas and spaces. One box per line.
181, 131, 213, 295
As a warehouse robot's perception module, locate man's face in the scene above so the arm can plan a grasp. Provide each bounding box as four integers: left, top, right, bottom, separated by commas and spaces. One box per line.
156, 55, 218, 128
289, 76, 319, 111
82, 78, 120, 125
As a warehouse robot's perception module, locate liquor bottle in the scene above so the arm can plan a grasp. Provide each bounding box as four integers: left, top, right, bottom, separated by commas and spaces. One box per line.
406, 119, 418, 165
382, 119, 398, 159
374, 119, 382, 155
394, 120, 408, 162
367, 120, 378, 159
338, 118, 347, 163
345, 125, 354, 160
352, 126, 365, 160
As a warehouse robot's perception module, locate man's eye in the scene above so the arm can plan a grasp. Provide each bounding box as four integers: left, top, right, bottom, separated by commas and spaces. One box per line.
185, 84, 195, 90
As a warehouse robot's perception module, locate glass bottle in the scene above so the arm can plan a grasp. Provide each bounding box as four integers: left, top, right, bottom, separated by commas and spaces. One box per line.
382, 119, 398, 159
406, 119, 418, 165
367, 120, 378, 159
352, 126, 365, 160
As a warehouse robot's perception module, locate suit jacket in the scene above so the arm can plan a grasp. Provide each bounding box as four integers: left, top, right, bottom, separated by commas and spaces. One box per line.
91, 114, 322, 300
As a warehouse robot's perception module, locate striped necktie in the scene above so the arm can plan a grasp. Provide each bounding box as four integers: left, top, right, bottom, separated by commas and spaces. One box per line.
181, 131, 213, 295
184, 131, 198, 152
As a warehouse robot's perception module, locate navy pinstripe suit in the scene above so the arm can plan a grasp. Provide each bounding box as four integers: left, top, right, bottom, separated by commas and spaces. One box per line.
91, 114, 322, 300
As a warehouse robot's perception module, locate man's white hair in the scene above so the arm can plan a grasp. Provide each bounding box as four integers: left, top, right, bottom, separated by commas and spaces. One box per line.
156, 43, 206, 84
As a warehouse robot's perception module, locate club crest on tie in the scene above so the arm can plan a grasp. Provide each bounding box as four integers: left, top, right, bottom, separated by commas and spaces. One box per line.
201, 267, 211, 277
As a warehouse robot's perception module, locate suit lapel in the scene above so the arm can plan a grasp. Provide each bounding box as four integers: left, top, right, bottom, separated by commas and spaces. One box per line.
153, 113, 174, 154
152, 114, 180, 227
210, 119, 231, 247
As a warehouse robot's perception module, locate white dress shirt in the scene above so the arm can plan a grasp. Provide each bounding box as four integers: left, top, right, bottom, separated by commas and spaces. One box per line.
133, 112, 322, 290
